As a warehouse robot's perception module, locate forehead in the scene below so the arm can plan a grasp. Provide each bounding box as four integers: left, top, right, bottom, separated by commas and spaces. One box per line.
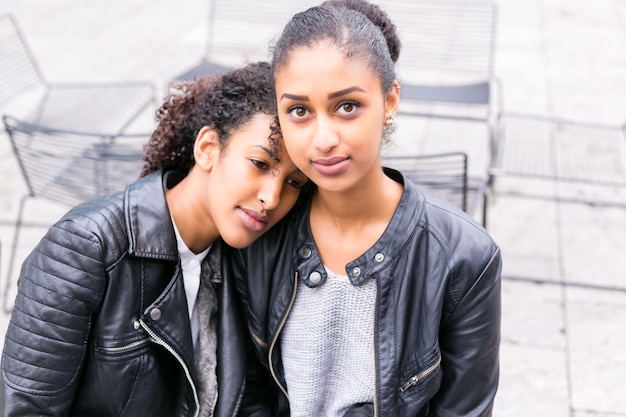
227, 113, 273, 145
275, 42, 380, 92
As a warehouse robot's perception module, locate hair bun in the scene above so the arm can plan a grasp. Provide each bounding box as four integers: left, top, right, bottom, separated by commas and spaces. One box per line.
322, 0, 401, 63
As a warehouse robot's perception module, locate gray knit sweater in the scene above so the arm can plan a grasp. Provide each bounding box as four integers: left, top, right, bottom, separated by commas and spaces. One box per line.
281, 266, 376, 416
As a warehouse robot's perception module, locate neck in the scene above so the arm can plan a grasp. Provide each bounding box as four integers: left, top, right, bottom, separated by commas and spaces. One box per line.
165, 171, 218, 254
312, 166, 402, 230
308, 166, 403, 273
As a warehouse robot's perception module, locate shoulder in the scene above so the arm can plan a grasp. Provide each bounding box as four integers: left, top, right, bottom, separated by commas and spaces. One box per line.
40, 182, 136, 272
419, 194, 501, 303
56, 191, 126, 246
391, 175, 498, 258
421, 193, 497, 255
51, 172, 166, 262
400, 181, 501, 290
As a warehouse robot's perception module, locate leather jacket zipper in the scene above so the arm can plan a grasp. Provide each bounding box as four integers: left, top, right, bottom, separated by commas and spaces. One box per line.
139, 319, 200, 417
373, 280, 379, 417
248, 324, 267, 349
400, 353, 442, 392
267, 271, 299, 399
97, 337, 151, 354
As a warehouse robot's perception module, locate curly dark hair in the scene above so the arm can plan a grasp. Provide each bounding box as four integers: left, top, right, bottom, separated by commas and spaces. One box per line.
141, 61, 281, 177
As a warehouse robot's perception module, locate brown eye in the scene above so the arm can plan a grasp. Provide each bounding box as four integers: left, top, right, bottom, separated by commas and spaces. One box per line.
338, 101, 360, 115
251, 159, 269, 170
286, 177, 306, 190
287, 105, 310, 120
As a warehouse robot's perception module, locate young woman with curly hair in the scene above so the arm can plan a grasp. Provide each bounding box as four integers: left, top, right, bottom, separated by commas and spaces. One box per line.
2, 61, 307, 417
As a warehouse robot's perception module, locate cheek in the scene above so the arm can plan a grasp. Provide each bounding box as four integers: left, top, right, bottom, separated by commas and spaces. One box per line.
357, 120, 384, 149
270, 192, 299, 225
278, 113, 303, 137
210, 162, 244, 203
283, 141, 301, 162
215, 153, 246, 181
282, 191, 299, 210
281, 127, 307, 159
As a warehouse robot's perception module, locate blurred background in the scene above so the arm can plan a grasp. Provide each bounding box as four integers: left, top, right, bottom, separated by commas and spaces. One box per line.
1, 1, 625, 416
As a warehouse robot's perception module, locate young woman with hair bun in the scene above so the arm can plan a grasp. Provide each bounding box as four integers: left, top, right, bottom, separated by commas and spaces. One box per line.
233, 2, 502, 416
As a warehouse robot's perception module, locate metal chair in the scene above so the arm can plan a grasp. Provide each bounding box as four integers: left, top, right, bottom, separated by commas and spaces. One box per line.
0, 13, 157, 133
385, 0, 499, 124
174, 0, 318, 80
382, 152, 488, 226
1, 13, 157, 312
488, 112, 626, 206
2, 115, 149, 313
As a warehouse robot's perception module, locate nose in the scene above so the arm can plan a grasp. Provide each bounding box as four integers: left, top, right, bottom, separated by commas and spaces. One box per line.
258, 176, 282, 211
312, 116, 339, 153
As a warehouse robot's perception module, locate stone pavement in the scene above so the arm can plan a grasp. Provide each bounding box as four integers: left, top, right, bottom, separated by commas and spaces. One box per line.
1, 0, 625, 416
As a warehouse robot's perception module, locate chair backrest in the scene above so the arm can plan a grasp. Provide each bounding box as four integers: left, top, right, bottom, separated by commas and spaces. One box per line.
3, 115, 147, 207
0, 13, 45, 105
384, 0, 497, 118
385, 0, 496, 86
202, 0, 319, 68
382, 152, 469, 212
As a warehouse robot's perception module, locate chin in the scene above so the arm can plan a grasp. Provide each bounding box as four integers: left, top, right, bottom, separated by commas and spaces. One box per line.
222, 233, 257, 249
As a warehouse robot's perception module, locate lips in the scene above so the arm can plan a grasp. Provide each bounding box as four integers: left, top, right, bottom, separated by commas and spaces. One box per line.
238, 207, 269, 232
312, 156, 350, 175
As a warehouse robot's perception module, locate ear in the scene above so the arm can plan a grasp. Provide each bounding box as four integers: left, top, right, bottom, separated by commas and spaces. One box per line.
194, 126, 220, 171
384, 80, 400, 120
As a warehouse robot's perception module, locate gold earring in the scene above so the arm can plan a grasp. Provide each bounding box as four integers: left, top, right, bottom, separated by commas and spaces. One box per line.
384, 117, 394, 128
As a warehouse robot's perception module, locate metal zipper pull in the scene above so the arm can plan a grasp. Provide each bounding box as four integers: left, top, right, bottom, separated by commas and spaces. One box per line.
400, 375, 420, 392
400, 354, 442, 393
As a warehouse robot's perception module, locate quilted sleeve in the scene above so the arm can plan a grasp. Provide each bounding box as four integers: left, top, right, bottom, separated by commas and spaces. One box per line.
2, 216, 107, 416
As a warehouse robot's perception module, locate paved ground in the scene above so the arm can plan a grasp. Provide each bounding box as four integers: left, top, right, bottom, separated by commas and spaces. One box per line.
1, 0, 626, 416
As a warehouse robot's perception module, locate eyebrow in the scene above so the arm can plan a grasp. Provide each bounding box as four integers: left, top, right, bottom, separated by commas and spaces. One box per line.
279, 86, 366, 102
328, 86, 365, 99
255, 145, 280, 162
280, 93, 308, 102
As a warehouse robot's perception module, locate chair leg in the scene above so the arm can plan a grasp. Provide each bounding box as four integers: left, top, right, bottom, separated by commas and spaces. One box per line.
2, 194, 28, 314
481, 173, 497, 229
482, 192, 488, 229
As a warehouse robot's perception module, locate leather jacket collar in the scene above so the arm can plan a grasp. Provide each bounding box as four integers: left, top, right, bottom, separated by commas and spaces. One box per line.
295, 168, 422, 287
125, 170, 184, 260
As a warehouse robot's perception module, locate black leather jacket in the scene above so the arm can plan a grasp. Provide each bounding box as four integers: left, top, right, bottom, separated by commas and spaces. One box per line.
232, 168, 502, 416
2, 171, 256, 417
